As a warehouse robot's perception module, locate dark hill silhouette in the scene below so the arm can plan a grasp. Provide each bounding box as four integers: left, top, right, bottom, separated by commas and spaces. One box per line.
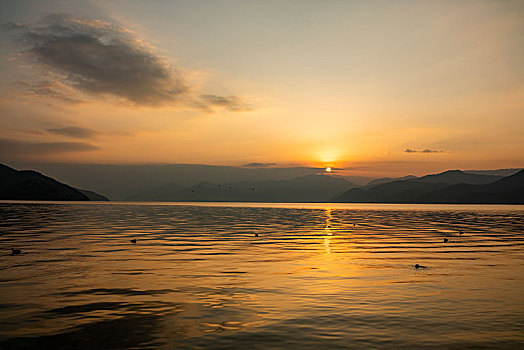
11, 163, 323, 200
0, 164, 89, 201
333, 180, 447, 203
415, 170, 502, 185
128, 175, 358, 202
417, 169, 524, 203
333, 170, 515, 203
364, 175, 416, 188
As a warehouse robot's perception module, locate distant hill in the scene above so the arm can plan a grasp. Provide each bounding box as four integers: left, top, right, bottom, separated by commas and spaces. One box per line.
333, 169, 523, 204
417, 169, 524, 203
10, 163, 323, 200
333, 180, 447, 203
128, 174, 359, 202
0, 164, 89, 201
415, 170, 502, 184
364, 175, 416, 188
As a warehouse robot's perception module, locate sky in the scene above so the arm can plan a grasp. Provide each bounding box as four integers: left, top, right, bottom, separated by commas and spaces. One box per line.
0, 0, 523, 177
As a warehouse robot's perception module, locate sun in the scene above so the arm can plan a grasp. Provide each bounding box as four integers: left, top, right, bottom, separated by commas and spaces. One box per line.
325, 167, 332, 173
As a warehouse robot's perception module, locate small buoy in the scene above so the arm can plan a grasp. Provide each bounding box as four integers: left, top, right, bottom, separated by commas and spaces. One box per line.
443, 238, 448, 243
254, 233, 259, 237
130, 239, 137, 244
459, 231, 463, 235
414, 264, 427, 269
415, 264, 420, 269
11, 248, 21, 255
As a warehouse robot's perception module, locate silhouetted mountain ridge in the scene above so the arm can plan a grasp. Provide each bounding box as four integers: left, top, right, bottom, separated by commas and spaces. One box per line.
334, 169, 524, 204
0, 164, 89, 200
0, 164, 109, 201
415, 170, 502, 184
417, 170, 524, 203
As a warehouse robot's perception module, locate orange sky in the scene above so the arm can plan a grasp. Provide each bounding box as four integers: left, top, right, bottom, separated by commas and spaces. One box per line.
1, 0, 523, 177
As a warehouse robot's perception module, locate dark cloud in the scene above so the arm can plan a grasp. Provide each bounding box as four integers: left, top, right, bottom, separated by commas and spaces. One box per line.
0, 138, 99, 159
199, 94, 256, 112
16, 14, 187, 106
46, 126, 98, 138
243, 162, 277, 168
404, 149, 443, 153
7, 14, 257, 112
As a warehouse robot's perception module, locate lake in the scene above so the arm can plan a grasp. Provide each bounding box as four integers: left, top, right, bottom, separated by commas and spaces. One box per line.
1, 202, 523, 349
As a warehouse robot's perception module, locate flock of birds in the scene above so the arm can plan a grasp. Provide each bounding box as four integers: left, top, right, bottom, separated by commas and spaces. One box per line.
191, 184, 256, 193
9, 227, 465, 270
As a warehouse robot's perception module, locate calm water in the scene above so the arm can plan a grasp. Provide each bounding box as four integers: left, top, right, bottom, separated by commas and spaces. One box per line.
1, 202, 523, 349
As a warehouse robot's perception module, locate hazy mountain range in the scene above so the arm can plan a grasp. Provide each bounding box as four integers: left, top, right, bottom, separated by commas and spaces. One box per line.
128, 175, 359, 202
1, 163, 522, 203
333, 169, 524, 204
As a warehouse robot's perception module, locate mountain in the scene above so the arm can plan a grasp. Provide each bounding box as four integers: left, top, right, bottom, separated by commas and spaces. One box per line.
9, 163, 324, 200
417, 169, 524, 203
333, 180, 447, 203
364, 175, 416, 188
0, 164, 89, 201
334, 169, 524, 204
415, 170, 502, 185
128, 175, 359, 202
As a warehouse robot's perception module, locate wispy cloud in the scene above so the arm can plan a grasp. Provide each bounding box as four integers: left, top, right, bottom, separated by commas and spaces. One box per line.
404, 149, 444, 153
46, 126, 98, 138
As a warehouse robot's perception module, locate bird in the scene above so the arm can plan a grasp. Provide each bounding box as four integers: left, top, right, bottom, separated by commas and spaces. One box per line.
443, 238, 448, 243
11, 248, 21, 255
130, 239, 137, 244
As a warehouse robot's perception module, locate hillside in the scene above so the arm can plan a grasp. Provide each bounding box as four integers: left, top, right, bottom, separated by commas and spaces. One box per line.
333, 169, 522, 204
417, 169, 524, 203
0, 164, 89, 201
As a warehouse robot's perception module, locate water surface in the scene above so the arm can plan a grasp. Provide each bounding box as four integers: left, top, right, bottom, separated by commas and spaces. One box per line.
1, 202, 523, 349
